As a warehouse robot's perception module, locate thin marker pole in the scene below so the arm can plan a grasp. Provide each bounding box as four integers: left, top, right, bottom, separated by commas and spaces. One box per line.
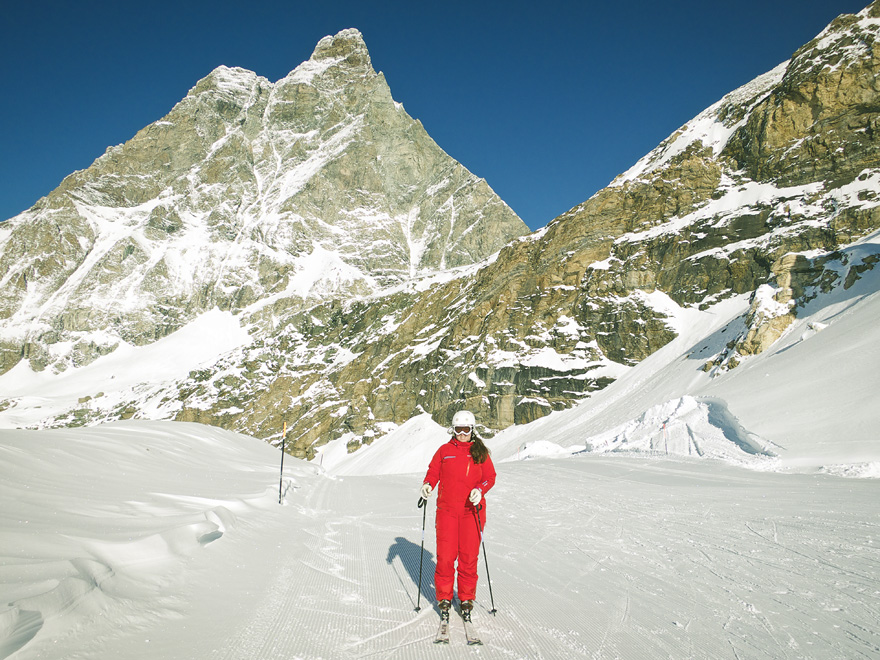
278, 421, 287, 504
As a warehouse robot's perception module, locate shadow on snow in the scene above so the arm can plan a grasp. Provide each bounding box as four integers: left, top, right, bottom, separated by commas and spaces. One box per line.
387, 536, 437, 612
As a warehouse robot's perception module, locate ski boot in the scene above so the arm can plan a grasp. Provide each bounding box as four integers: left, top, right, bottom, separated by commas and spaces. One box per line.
434, 600, 452, 644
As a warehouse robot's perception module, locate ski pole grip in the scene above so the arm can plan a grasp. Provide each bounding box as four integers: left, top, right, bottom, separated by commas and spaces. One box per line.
418, 497, 426, 508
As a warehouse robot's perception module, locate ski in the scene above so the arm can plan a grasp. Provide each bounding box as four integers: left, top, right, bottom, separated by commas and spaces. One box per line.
461, 607, 483, 646
433, 610, 450, 644
463, 619, 482, 646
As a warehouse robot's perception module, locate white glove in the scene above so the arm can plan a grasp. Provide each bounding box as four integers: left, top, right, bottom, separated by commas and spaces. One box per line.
420, 483, 432, 499
469, 488, 482, 505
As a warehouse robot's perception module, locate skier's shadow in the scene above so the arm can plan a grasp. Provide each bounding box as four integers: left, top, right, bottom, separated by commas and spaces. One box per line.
387, 537, 437, 610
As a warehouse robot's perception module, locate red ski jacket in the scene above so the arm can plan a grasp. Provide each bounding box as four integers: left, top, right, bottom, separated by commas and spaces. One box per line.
424, 438, 496, 514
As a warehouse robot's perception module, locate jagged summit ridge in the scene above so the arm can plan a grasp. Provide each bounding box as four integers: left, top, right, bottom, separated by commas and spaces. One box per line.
612, 2, 880, 193
192, 65, 267, 96
283, 29, 373, 86
312, 28, 371, 65
611, 62, 789, 189
190, 29, 372, 96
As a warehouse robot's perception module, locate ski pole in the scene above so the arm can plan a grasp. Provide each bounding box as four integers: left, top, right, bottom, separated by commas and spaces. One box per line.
278, 421, 286, 505
474, 504, 497, 615
415, 496, 427, 612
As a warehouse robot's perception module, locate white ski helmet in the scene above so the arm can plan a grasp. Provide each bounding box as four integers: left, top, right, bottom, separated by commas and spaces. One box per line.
451, 410, 476, 429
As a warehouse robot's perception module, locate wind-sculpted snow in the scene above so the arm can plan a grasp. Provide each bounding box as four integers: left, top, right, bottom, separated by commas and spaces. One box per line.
583, 396, 778, 462
0, 421, 309, 659
320, 396, 777, 475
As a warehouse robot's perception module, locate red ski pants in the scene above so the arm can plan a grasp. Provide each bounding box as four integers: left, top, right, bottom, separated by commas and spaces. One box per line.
434, 506, 485, 602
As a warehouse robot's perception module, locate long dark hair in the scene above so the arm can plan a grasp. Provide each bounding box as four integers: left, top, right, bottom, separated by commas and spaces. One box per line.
469, 433, 490, 464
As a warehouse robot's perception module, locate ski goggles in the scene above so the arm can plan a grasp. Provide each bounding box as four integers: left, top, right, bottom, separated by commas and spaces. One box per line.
454, 426, 473, 435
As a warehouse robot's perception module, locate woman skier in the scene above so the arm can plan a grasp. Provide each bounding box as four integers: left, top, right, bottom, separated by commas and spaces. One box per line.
420, 410, 496, 619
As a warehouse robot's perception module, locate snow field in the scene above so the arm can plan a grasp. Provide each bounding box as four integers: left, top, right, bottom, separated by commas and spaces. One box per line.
2, 420, 878, 659
0, 422, 292, 659
490, 458, 880, 659
0, 309, 252, 429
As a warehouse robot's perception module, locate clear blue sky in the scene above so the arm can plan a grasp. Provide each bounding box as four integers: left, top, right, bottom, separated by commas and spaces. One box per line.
1, 1, 869, 231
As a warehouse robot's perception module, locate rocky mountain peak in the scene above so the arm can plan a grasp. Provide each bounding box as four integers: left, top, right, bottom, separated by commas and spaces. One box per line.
311, 28, 371, 68
190, 65, 264, 97
0, 29, 526, 382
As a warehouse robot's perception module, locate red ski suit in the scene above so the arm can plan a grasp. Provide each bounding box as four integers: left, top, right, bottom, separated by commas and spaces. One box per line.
423, 437, 496, 602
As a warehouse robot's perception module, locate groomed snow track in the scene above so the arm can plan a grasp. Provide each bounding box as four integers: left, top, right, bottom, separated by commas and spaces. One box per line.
201, 458, 880, 660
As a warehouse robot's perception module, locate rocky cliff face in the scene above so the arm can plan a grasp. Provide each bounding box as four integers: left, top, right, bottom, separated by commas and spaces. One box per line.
2, 6, 880, 458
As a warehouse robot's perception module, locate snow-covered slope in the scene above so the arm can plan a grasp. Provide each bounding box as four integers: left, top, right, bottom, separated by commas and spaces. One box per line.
485, 228, 880, 476
4, 184, 874, 659
0, 421, 303, 659
0, 309, 251, 428
3, 238, 879, 657
2, 419, 878, 659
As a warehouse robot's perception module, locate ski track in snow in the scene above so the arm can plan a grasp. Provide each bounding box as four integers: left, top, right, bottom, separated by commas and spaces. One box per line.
3, 424, 879, 660
242, 460, 876, 660
146, 464, 880, 657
